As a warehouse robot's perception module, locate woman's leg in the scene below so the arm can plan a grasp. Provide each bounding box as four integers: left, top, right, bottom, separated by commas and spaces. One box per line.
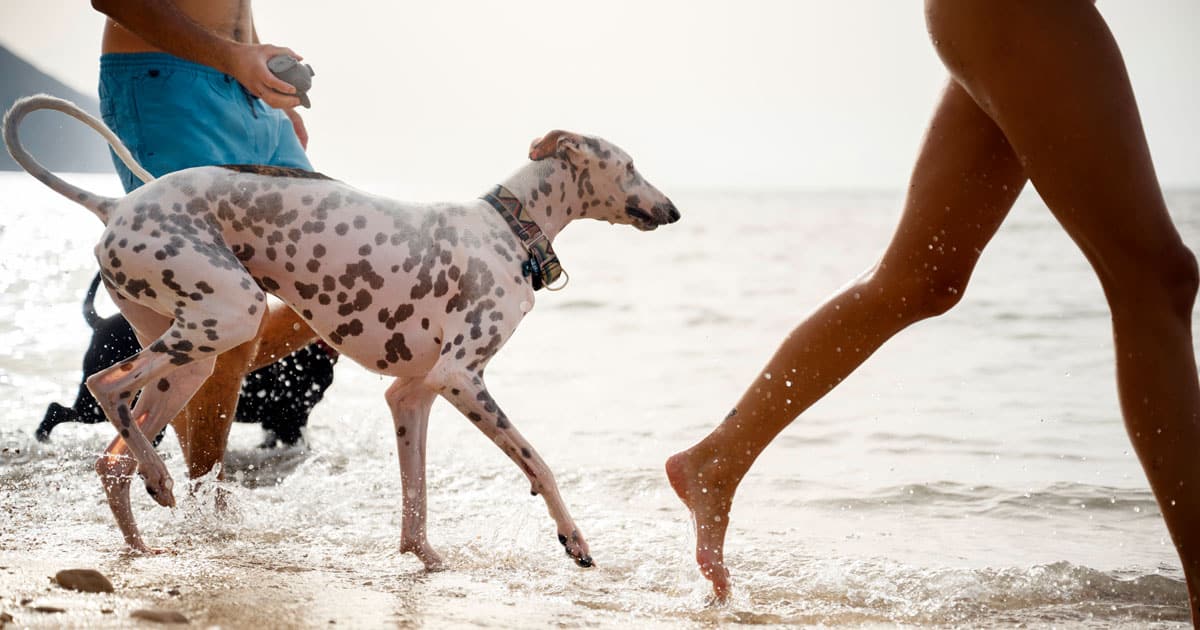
926, 0, 1200, 619
666, 79, 1028, 599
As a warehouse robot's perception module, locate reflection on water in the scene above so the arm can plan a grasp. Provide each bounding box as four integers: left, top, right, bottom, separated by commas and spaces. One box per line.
1, 174, 1197, 627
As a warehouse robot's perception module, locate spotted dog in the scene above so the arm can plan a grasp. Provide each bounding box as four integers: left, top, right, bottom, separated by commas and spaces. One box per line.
4, 95, 679, 568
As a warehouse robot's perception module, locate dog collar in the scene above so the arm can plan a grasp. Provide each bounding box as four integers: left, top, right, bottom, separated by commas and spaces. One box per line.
481, 185, 567, 291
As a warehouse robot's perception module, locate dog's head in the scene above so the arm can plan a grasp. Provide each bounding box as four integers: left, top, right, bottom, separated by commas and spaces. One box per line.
529, 130, 680, 231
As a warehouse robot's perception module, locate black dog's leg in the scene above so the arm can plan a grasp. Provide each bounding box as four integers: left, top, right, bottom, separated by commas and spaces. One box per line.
35, 403, 77, 442
239, 343, 338, 448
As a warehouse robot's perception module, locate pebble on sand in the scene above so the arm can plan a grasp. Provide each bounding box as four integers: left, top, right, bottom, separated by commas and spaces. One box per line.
131, 609, 189, 624
53, 569, 115, 594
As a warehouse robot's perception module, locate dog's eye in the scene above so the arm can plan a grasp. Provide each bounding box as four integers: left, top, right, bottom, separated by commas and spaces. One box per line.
626, 163, 635, 175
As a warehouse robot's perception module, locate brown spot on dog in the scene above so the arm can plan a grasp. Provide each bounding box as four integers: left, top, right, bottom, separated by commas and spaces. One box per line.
384, 332, 413, 363
295, 282, 319, 300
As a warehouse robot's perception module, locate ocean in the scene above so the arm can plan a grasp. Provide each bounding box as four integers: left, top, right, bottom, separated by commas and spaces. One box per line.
0, 172, 1197, 628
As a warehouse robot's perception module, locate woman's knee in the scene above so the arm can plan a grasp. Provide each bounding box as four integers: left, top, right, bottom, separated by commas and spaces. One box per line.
863, 264, 971, 322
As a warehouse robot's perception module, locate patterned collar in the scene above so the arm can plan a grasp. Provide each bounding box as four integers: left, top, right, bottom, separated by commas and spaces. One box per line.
481, 185, 566, 291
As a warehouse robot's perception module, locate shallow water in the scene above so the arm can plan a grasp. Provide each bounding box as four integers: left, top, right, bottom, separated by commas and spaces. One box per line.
1, 173, 1197, 628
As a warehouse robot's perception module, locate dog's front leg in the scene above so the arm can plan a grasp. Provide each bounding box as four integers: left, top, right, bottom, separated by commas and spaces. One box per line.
384, 378, 443, 571
434, 369, 594, 568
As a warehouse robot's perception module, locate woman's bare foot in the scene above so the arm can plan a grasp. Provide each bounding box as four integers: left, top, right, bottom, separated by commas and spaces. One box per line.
665, 447, 737, 601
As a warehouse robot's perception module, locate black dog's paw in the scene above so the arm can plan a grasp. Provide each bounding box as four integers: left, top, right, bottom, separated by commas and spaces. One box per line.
35, 402, 76, 442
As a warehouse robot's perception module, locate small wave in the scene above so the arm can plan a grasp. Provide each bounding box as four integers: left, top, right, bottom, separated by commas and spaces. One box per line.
717, 558, 1190, 626
684, 306, 739, 327
866, 431, 981, 447
805, 481, 1160, 518
552, 299, 610, 310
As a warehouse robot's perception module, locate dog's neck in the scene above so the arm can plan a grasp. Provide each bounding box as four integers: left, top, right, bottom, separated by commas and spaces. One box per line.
495, 160, 581, 243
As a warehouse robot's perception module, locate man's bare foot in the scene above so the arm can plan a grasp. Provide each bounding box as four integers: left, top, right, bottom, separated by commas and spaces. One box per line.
666, 448, 735, 601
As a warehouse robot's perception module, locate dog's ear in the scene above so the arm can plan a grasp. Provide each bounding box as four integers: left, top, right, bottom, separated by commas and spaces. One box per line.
529, 130, 582, 161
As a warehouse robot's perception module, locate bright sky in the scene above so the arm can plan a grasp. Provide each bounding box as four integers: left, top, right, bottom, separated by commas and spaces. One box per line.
2, 1, 1197, 198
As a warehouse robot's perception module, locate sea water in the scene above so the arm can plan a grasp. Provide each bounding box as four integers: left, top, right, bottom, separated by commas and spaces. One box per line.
0, 172, 1197, 627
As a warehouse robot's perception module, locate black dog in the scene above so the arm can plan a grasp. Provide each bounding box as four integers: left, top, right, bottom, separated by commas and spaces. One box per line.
36, 273, 338, 447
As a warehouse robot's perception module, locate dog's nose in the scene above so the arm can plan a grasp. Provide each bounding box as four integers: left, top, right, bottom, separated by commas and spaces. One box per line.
655, 202, 681, 224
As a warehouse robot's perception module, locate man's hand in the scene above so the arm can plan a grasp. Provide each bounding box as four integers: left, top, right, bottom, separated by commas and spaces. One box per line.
228, 43, 304, 110
284, 108, 308, 150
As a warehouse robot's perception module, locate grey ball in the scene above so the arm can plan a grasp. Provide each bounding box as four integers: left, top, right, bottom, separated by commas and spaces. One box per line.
267, 55, 315, 108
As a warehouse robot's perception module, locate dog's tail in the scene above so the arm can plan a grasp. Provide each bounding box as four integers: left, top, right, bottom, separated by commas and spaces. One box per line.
2, 94, 154, 224
82, 272, 104, 329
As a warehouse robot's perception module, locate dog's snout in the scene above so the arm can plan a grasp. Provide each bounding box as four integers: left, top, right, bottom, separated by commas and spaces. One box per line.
653, 202, 681, 225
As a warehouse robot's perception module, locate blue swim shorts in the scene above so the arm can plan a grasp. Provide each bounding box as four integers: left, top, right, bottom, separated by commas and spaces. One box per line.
99, 52, 311, 193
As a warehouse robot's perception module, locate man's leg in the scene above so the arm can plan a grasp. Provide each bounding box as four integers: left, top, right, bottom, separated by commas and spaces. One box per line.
666, 79, 1028, 599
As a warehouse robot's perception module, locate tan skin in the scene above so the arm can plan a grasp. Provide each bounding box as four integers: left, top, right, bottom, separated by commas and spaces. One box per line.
666, 0, 1200, 623
94, 0, 308, 146
90, 0, 320, 541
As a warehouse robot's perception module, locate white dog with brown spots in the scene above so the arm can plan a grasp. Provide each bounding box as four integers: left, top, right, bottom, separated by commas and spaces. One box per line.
4, 94, 680, 569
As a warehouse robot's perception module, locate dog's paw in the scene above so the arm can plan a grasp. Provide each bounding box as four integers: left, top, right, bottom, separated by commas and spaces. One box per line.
401, 539, 445, 572
128, 544, 170, 556
140, 471, 176, 508
422, 555, 447, 573
557, 530, 593, 568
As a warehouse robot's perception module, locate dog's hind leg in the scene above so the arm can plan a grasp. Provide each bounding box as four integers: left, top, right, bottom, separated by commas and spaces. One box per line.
433, 369, 593, 568
88, 274, 265, 550
385, 378, 443, 570
96, 356, 215, 552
